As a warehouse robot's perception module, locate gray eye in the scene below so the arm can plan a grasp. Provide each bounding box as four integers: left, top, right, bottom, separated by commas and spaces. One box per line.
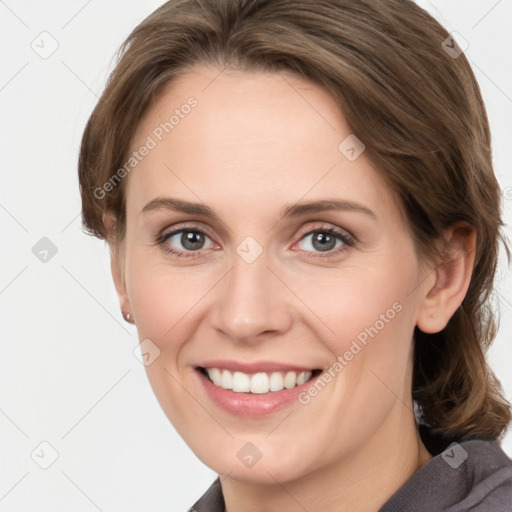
298, 232, 344, 252
166, 230, 213, 251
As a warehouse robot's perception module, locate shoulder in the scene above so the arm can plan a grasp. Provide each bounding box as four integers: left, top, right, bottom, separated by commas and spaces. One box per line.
380, 439, 512, 512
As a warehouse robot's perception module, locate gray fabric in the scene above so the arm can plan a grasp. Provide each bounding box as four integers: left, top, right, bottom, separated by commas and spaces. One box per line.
379, 440, 512, 512
189, 440, 512, 511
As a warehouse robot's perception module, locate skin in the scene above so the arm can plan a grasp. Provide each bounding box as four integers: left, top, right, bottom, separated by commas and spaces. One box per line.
106, 65, 476, 511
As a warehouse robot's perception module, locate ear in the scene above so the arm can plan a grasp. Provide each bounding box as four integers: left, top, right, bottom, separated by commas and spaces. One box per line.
103, 211, 132, 318
416, 223, 476, 333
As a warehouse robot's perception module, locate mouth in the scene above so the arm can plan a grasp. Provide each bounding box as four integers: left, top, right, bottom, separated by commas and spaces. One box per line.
194, 360, 324, 416
197, 367, 322, 394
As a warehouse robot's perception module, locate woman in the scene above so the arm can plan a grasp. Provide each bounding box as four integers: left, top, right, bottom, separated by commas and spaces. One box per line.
78, 0, 512, 510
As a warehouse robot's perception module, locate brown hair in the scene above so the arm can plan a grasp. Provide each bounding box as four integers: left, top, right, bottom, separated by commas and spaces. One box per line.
78, 0, 511, 441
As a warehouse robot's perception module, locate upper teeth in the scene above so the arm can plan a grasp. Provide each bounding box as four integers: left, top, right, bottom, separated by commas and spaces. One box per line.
206, 368, 313, 394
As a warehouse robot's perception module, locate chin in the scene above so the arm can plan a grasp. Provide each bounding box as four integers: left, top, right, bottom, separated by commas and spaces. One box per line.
189, 435, 317, 485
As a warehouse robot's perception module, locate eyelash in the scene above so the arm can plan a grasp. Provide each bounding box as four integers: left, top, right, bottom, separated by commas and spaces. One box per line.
154, 224, 355, 260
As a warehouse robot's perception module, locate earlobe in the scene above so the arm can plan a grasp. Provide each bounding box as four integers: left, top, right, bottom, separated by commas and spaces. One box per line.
416, 224, 476, 334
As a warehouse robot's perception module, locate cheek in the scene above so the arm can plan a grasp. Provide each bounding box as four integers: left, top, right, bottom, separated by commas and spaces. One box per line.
300, 259, 419, 356
123, 254, 211, 429
125, 252, 213, 345
294, 255, 420, 423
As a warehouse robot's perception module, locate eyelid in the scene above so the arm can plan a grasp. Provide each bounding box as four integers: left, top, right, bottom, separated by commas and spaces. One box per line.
156, 220, 356, 258
294, 221, 355, 242
290, 224, 355, 259
157, 221, 216, 241
156, 223, 218, 250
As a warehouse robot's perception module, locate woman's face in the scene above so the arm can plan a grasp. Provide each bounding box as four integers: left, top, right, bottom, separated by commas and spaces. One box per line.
115, 65, 433, 483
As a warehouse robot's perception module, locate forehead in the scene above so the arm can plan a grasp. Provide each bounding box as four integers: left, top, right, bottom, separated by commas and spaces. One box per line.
125, 65, 395, 222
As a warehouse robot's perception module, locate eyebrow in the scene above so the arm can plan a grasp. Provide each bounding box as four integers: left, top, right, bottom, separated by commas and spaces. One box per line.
140, 197, 376, 220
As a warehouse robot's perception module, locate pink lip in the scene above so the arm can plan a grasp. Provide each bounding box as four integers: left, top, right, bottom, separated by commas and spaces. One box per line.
197, 359, 317, 373
195, 366, 320, 417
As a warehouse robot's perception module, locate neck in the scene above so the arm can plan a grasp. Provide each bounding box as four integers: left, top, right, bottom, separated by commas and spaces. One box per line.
221, 403, 432, 512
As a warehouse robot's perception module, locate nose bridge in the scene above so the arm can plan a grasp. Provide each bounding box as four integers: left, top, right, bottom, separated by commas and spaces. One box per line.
211, 246, 292, 343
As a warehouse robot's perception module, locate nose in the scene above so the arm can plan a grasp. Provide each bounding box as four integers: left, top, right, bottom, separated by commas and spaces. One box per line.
209, 250, 293, 345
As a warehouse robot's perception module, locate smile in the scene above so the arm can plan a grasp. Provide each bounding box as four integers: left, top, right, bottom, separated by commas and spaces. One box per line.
201, 367, 318, 394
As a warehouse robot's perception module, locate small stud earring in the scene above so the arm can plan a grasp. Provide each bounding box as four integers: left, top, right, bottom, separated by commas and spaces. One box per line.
123, 311, 134, 324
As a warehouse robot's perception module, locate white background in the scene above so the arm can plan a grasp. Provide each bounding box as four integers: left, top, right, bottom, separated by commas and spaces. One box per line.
1, 1, 511, 510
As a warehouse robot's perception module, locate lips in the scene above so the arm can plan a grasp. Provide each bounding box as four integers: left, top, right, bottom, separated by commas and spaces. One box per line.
194, 360, 322, 416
